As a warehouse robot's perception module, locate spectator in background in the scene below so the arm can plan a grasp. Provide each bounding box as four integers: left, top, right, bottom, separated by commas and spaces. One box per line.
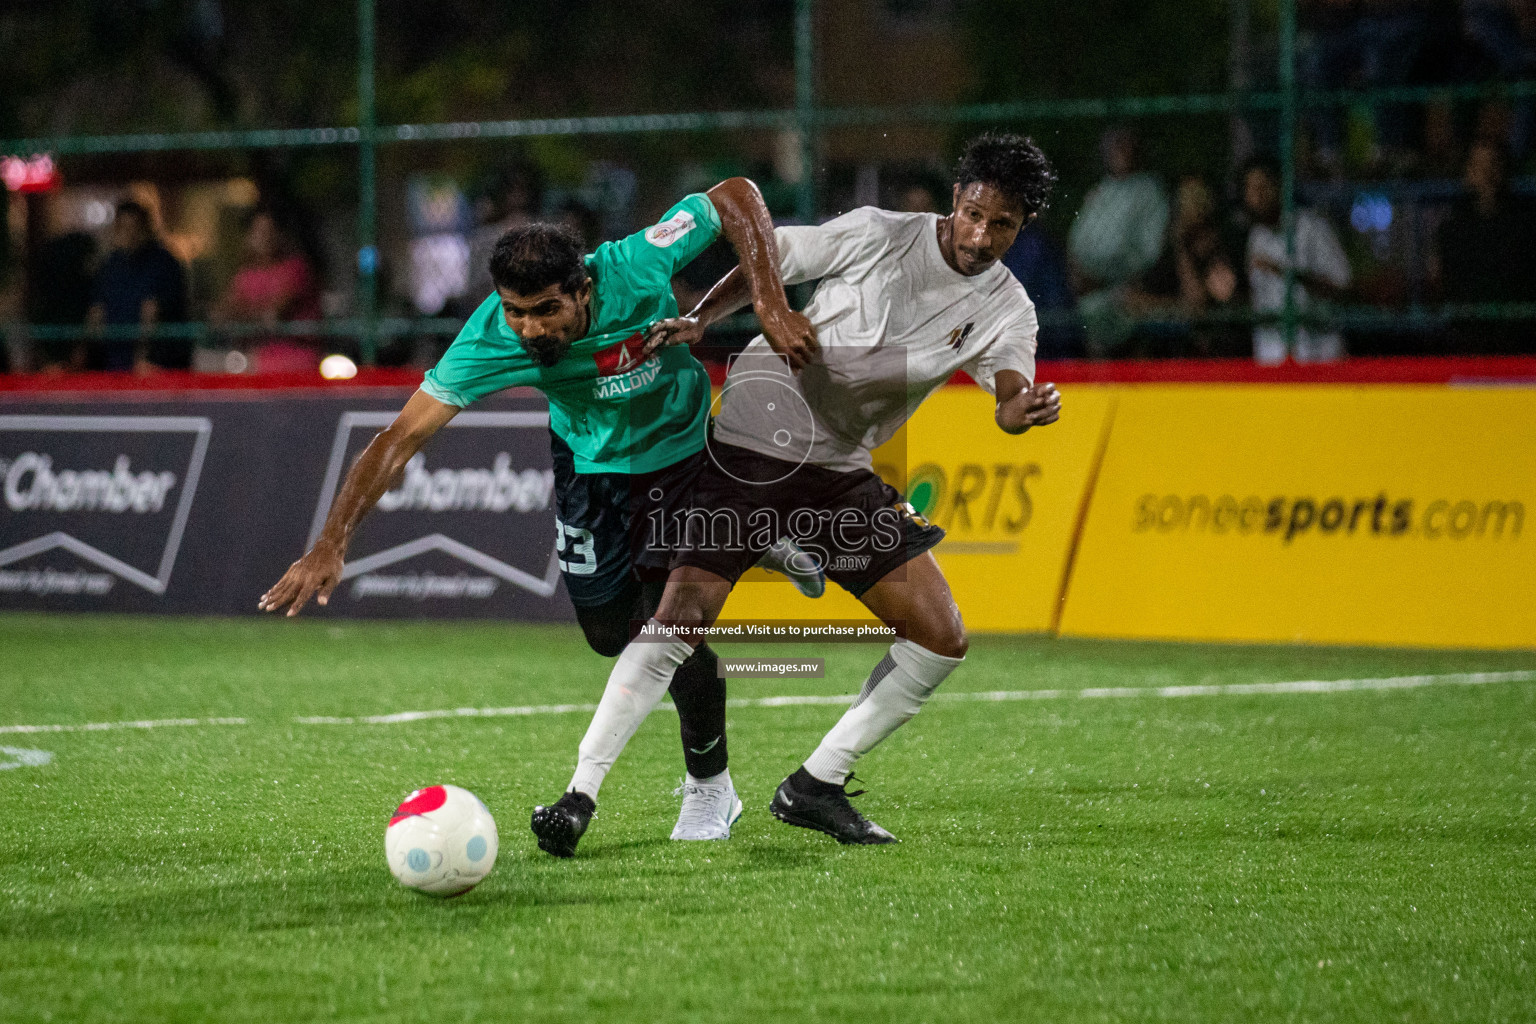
1242, 156, 1353, 364
464, 163, 543, 303
1356, 0, 1432, 171
895, 182, 940, 214
1299, 0, 1432, 175
211, 208, 321, 374
87, 201, 187, 372
28, 230, 97, 372
1123, 176, 1244, 357
1003, 224, 1085, 359
1298, 0, 1360, 177
1432, 137, 1536, 352
1463, 0, 1536, 161
1068, 128, 1170, 355
553, 197, 603, 251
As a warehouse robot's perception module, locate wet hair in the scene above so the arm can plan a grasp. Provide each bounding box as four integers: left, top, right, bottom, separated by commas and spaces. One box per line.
954, 133, 1056, 217
489, 222, 588, 296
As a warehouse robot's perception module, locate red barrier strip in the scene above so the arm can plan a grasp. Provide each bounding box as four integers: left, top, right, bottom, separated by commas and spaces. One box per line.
3, 356, 1535, 395
0, 368, 425, 393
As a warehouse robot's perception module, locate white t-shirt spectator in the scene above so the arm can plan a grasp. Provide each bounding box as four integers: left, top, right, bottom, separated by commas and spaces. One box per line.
1248, 211, 1352, 365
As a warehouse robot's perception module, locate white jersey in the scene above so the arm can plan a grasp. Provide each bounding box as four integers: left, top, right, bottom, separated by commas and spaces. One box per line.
712, 207, 1038, 473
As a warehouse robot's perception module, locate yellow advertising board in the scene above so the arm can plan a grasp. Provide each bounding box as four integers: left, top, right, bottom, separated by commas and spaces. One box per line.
1059, 385, 1536, 649
720, 385, 1113, 632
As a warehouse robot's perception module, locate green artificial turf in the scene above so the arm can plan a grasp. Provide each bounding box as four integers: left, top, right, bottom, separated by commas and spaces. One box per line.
1, 613, 1534, 1022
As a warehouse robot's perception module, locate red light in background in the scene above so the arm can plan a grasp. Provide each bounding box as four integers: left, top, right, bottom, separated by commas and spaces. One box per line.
1, 154, 61, 193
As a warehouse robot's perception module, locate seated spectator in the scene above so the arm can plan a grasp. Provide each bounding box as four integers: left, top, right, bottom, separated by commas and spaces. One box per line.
87, 201, 188, 372
1432, 137, 1536, 352
211, 209, 322, 374
1124, 176, 1243, 357
1068, 128, 1170, 356
1241, 156, 1353, 364
1003, 224, 1085, 359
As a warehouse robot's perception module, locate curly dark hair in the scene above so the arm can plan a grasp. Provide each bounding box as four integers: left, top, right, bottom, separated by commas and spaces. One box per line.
489, 222, 588, 295
954, 133, 1056, 217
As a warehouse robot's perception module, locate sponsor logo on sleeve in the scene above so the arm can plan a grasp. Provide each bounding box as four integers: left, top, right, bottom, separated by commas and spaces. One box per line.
644, 210, 696, 249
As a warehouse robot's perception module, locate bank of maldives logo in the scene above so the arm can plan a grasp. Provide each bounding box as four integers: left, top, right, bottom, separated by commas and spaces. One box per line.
308, 410, 560, 599
0, 415, 212, 594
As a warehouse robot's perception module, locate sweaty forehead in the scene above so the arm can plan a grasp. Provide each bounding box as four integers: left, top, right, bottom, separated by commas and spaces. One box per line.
498, 283, 569, 308
955, 182, 1024, 222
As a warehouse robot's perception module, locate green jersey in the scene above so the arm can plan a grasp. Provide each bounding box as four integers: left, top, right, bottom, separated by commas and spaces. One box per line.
422, 193, 721, 474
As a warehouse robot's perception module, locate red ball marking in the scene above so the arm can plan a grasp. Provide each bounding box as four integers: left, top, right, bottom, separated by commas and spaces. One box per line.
389, 785, 447, 827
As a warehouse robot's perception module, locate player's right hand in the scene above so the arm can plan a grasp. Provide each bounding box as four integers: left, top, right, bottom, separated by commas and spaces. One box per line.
258, 543, 345, 617
760, 307, 818, 372
641, 316, 705, 357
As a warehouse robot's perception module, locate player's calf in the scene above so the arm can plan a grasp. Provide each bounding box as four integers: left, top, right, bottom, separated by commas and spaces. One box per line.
801, 638, 963, 787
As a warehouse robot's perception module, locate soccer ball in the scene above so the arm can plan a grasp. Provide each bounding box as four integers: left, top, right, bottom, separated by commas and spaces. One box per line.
385, 784, 499, 897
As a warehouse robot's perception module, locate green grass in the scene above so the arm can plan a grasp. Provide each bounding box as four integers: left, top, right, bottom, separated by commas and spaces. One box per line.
2, 613, 1534, 1023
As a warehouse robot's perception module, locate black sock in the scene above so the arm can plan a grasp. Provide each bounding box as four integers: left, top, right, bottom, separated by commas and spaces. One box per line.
790, 766, 844, 796
668, 642, 728, 779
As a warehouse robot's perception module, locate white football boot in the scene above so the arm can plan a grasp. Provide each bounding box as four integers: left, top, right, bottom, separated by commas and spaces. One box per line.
755, 537, 826, 598
671, 771, 745, 841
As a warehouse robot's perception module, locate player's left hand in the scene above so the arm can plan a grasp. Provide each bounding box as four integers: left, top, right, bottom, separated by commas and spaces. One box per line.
997, 382, 1061, 433
641, 316, 705, 358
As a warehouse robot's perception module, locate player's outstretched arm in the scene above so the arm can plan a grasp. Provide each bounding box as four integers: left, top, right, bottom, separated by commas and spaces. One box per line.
993, 371, 1061, 435
641, 266, 752, 357
258, 390, 459, 616
705, 178, 818, 370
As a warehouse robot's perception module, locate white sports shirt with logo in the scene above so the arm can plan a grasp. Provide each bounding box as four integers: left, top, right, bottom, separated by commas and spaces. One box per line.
712, 207, 1038, 473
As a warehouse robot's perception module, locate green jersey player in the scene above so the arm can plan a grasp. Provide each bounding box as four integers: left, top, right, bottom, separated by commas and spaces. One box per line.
259, 178, 819, 845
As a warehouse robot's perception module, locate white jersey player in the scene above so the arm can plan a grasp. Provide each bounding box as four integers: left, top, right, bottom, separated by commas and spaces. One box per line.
531, 133, 1063, 855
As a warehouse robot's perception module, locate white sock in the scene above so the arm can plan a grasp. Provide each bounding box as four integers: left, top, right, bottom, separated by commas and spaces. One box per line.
802, 639, 963, 786
569, 621, 693, 800
686, 768, 732, 789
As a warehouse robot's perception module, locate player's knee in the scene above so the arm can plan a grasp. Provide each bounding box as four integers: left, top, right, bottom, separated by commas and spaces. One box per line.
922, 626, 968, 661
656, 581, 711, 631
911, 611, 968, 660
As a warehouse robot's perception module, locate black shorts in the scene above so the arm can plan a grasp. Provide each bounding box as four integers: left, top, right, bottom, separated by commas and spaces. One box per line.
549, 433, 707, 608
668, 441, 946, 598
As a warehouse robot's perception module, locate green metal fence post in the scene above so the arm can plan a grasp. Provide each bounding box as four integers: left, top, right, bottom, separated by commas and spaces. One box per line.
794, 0, 816, 224
1278, 0, 1299, 358
357, 0, 378, 365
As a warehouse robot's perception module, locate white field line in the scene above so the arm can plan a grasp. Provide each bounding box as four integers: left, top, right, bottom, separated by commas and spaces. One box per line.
0, 716, 247, 735
292, 669, 1536, 726
4, 671, 1532, 735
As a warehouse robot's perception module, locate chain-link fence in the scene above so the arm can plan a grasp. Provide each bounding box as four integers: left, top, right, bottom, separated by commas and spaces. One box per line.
2, 0, 1535, 375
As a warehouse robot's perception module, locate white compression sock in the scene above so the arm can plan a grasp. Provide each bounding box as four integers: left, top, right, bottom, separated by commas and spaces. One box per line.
568, 622, 694, 800
802, 638, 963, 786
